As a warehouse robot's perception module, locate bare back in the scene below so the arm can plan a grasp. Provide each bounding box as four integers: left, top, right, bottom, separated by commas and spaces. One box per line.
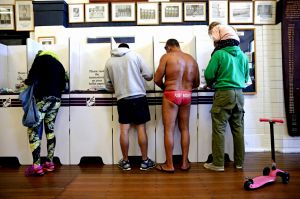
164, 51, 199, 91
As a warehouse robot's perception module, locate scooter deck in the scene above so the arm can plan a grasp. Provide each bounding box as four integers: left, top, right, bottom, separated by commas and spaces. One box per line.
249, 176, 276, 189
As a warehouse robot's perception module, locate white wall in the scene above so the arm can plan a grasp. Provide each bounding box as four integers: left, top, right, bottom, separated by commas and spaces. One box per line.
33, 24, 300, 153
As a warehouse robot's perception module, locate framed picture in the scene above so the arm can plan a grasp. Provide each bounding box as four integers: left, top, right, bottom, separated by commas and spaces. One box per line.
254, 1, 276, 25
209, 1, 228, 25
229, 1, 254, 24
68, 4, 84, 23
236, 28, 256, 94
161, 2, 182, 23
111, 2, 135, 22
15, 1, 34, 31
38, 37, 56, 45
0, 5, 14, 30
137, 3, 159, 25
85, 3, 109, 22
184, 2, 206, 22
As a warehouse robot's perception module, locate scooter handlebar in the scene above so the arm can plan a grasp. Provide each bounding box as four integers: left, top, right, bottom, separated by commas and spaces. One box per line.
259, 118, 284, 123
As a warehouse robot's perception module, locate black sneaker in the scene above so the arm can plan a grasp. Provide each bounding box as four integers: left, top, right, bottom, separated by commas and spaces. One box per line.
140, 158, 156, 171
118, 159, 131, 171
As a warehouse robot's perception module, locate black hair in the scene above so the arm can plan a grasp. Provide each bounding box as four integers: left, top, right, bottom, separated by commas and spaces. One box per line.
118, 43, 129, 49
166, 39, 180, 48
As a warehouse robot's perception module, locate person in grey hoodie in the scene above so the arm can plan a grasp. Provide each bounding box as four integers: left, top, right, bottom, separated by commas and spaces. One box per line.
104, 43, 155, 171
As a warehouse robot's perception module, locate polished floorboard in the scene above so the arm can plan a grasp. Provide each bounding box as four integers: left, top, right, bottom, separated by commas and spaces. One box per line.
0, 153, 299, 199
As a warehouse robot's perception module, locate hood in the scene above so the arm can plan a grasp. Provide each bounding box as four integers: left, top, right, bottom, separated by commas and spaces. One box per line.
211, 25, 240, 42
223, 46, 241, 57
111, 47, 131, 57
38, 50, 60, 61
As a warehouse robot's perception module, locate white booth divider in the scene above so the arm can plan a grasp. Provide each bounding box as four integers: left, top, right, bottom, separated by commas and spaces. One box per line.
0, 43, 8, 88
0, 95, 32, 164
0, 43, 27, 90
69, 39, 113, 164
70, 40, 110, 90
69, 93, 113, 164
7, 46, 27, 89
0, 43, 31, 164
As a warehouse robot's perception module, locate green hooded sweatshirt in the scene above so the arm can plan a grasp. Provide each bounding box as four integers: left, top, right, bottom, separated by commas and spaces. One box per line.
204, 46, 249, 90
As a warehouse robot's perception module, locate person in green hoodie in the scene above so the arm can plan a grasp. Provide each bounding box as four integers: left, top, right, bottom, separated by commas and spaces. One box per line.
204, 22, 250, 172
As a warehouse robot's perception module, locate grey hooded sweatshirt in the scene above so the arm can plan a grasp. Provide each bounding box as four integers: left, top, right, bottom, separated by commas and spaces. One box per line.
104, 47, 153, 100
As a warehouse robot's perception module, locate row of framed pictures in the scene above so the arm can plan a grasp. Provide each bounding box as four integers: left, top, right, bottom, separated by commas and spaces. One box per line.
0, 1, 34, 31
69, 1, 277, 25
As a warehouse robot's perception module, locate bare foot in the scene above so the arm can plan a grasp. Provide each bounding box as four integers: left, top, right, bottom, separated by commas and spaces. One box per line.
156, 164, 175, 173
181, 161, 191, 171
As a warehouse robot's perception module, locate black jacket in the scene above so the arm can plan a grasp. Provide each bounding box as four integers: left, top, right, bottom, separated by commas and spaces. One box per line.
25, 55, 66, 100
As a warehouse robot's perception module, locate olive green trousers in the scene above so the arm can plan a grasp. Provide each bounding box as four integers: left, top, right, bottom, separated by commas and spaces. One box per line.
210, 89, 245, 166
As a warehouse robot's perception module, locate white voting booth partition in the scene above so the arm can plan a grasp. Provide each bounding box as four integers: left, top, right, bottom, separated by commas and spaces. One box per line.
153, 36, 198, 163
0, 43, 31, 164
195, 34, 234, 162
27, 39, 70, 165
0, 44, 8, 88
111, 38, 156, 164
69, 38, 113, 164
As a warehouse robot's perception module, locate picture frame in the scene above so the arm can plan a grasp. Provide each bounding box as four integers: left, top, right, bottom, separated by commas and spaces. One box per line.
208, 0, 228, 25
254, 1, 276, 25
111, 2, 135, 22
184, 2, 206, 22
229, 1, 254, 24
236, 28, 256, 94
68, 4, 84, 23
15, 1, 34, 31
85, 3, 109, 22
38, 37, 56, 45
137, 3, 159, 25
0, 5, 14, 30
161, 2, 182, 23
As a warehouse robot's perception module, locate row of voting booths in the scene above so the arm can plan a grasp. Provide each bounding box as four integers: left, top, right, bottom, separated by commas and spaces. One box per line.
0, 33, 251, 165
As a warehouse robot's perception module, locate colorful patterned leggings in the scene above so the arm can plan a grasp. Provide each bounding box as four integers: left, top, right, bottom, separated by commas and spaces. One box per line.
27, 96, 61, 165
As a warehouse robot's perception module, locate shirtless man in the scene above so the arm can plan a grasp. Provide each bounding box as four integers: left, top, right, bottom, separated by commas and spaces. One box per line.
154, 39, 200, 172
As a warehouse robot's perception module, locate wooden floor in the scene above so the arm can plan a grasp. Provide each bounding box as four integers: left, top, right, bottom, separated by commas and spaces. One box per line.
0, 153, 299, 199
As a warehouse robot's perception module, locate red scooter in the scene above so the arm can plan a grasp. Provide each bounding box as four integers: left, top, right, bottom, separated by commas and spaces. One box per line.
244, 118, 290, 190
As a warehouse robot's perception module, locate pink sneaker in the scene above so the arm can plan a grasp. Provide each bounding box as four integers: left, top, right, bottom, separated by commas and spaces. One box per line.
42, 162, 55, 172
25, 164, 44, 176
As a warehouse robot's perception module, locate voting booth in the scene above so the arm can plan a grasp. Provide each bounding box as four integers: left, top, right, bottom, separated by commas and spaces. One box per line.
0, 26, 241, 165
69, 38, 113, 164
0, 39, 70, 165
111, 39, 156, 164
0, 43, 32, 164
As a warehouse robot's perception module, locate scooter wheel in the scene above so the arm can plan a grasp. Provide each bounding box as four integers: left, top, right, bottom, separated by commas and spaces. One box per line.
263, 167, 270, 176
278, 172, 290, 184
244, 179, 253, 190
